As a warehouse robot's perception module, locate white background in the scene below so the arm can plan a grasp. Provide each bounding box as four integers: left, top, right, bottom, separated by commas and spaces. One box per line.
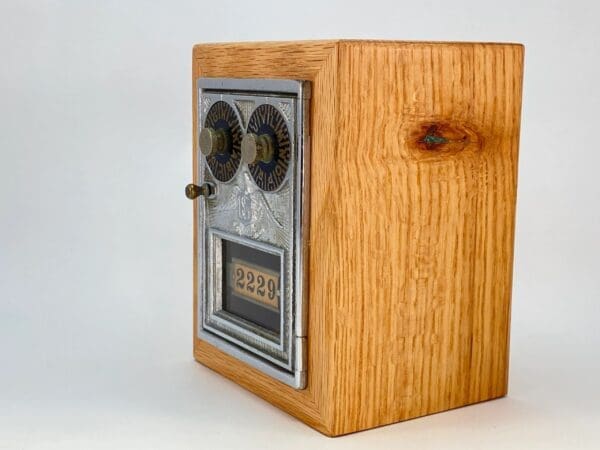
1, 0, 599, 448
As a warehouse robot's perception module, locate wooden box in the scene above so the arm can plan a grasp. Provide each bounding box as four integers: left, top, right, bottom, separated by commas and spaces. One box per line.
191, 40, 524, 436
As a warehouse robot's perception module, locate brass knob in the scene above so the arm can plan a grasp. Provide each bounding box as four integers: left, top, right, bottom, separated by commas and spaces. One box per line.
185, 183, 214, 200
199, 127, 227, 157
241, 133, 274, 164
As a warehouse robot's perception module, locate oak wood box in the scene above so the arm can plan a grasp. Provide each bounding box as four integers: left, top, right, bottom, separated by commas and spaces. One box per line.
191, 40, 524, 436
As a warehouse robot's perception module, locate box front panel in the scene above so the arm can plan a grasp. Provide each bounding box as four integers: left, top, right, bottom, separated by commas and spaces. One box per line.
192, 78, 310, 389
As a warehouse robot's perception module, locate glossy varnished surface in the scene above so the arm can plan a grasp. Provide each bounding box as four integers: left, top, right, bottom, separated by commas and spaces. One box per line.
192, 40, 524, 436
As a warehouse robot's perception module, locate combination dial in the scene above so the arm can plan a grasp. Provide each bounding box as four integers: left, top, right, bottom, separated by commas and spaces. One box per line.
241, 104, 291, 191
201, 101, 242, 182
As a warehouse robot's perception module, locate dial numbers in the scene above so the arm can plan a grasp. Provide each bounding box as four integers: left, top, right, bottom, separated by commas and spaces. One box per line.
246, 104, 291, 191
203, 101, 242, 182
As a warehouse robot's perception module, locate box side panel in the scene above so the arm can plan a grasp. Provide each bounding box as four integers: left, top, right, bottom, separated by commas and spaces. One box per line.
192, 41, 340, 435
329, 41, 524, 435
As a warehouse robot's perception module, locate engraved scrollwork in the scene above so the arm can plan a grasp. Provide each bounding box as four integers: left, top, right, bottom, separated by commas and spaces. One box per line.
207, 170, 287, 241
201, 97, 212, 116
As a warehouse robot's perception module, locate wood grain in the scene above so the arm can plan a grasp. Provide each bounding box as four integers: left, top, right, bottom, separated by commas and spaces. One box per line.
192, 40, 524, 436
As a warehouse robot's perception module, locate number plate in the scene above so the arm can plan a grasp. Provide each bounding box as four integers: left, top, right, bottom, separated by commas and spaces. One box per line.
230, 259, 280, 311
222, 236, 281, 335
